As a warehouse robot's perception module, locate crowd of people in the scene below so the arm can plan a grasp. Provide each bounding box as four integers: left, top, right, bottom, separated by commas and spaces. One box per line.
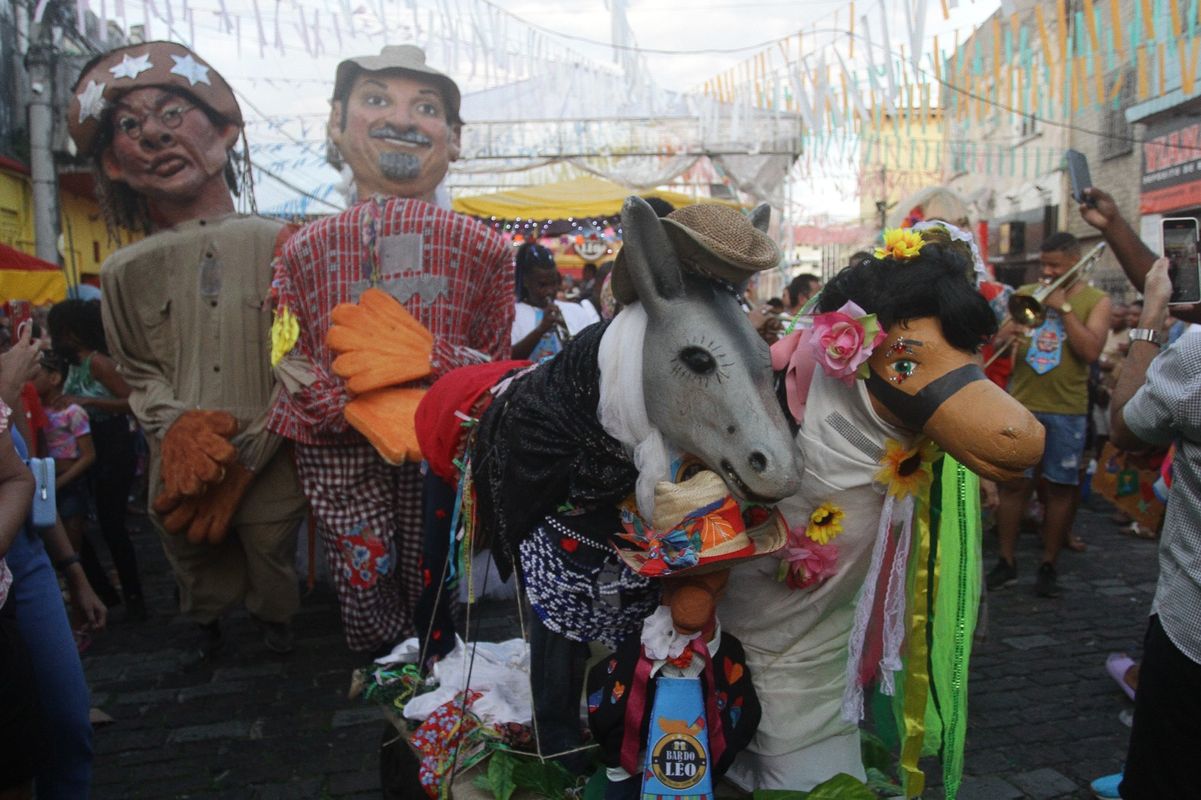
0, 35, 1196, 800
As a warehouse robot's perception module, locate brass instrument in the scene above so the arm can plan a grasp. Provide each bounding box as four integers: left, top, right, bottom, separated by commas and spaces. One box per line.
1007, 241, 1107, 327
984, 241, 1107, 368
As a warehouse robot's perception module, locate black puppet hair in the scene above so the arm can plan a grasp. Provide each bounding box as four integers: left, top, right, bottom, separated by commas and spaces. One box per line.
818, 228, 997, 353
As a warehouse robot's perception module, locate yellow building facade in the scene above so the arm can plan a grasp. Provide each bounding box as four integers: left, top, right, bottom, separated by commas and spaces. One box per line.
0, 161, 134, 291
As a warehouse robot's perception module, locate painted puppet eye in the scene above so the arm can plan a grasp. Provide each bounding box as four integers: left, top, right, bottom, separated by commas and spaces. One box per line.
678, 346, 717, 375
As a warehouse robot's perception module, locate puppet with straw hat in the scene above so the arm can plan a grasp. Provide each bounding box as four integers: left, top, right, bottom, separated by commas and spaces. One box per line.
586, 469, 786, 799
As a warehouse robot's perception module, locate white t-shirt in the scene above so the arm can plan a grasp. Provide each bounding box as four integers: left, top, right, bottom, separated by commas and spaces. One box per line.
511, 300, 601, 360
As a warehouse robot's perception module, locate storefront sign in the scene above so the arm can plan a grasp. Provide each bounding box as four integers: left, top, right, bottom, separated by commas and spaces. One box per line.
1141, 116, 1201, 214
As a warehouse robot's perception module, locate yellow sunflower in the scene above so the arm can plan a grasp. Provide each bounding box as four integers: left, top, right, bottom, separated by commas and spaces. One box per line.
807, 502, 846, 544
874, 438, 940, 499
873, 228, 925, 262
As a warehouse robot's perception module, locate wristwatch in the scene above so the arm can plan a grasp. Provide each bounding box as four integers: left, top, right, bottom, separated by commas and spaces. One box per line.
1059, 302, 1073, 315
1128, 328, 1163, 347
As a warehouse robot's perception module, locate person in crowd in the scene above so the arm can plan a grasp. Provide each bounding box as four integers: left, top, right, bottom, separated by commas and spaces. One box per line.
1, 323, 105, 799
846, 249, 872, 268
783, 272, 822, 315
46, 299, 144, 619
69, 42, 307, 658
268, 45, 513, 654
31, 351, 95, 561
578, 261, 598, 301
1126, 299, 1144, 330
1088, 257, 1201, 800
1092, 302, 1130, 458
511, 243, 600, 360
989, 232, 1112, 597
0, 389, 36, 800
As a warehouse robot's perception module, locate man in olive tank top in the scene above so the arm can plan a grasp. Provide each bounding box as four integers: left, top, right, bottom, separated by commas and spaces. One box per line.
989, 232, 1112, 598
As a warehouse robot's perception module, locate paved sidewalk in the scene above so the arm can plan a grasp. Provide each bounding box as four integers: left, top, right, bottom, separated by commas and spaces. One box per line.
937, 495, 1156, 800
82, 495, 1154, 799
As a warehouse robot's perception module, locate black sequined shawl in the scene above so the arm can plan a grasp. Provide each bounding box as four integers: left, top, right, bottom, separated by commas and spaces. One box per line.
471, 320, 638, 579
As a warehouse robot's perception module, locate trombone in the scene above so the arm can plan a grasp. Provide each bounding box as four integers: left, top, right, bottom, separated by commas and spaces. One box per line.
984, 241, 1107, 367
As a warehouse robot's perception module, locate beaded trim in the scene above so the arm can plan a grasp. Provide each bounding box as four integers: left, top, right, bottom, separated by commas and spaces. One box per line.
543, 515, 612, 552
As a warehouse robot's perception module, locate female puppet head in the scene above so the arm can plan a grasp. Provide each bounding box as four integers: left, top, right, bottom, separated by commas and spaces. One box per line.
818, 225, 1044, 481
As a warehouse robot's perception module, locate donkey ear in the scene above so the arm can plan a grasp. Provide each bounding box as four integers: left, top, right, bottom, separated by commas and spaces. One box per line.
750, 203, 772, 233
620, 195, 685, 312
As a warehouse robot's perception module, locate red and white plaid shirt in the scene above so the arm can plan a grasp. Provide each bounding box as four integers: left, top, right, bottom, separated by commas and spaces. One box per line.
267, 197, 514, 446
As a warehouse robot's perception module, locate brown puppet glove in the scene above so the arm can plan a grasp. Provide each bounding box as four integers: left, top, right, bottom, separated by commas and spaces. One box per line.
155, 463, 255, 545
158, 410, 239, 504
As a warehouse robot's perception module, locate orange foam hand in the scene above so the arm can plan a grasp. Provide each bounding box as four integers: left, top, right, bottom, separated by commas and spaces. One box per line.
343, 386, 427, 465
327, 288, 435, 395
159, 410, 239, 501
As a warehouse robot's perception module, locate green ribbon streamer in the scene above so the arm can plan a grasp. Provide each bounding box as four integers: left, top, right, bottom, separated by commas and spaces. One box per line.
929, 457, 981, 799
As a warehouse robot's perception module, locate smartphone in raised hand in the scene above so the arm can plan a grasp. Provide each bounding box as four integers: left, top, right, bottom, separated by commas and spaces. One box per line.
1066, 149, 1095, 207
1162, 217, 1201, 306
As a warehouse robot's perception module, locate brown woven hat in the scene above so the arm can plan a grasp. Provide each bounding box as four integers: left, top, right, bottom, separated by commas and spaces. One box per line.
615, 470, 786, 577
611, 202, 780, 305
69, 42, 242, 156
333, 45, 462, 126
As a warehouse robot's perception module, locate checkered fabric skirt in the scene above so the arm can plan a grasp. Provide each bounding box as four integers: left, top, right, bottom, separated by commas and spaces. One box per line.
294, 441, 423, 652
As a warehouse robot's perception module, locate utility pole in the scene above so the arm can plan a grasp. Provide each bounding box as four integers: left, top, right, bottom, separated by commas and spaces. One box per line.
24, 39, 61, 266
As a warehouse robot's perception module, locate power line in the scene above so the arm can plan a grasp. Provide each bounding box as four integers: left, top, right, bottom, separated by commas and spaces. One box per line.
252, 162, 342, 211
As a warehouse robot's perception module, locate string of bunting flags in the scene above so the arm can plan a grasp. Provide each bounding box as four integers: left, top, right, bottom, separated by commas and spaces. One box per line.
699, 0, 1201, 180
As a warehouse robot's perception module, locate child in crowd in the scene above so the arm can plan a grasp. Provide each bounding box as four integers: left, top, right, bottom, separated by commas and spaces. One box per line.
47, 299, 145, 618
511, 243, 601, 360
32, 351, 95, 556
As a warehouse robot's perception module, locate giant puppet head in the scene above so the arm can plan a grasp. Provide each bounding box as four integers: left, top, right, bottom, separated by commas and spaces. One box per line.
327, 45, 462, 204
68, 42, 244, 231
813, 226, 1044, 481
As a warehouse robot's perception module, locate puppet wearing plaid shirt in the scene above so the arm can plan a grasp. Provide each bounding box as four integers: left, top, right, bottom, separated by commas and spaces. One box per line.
267, 45, 513, 652
268, 196, 512, 652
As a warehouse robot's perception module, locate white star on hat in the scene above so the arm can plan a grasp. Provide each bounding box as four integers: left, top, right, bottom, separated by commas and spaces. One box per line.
108, 53, 153, 81
76, 80, 107, 123
168, 54, 211, 87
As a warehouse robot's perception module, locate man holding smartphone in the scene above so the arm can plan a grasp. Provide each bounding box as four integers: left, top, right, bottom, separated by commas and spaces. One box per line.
989, 233, 1112, 597
1102, 257, 1201, 800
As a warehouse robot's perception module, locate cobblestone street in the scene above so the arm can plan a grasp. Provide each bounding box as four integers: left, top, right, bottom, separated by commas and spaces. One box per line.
82, 493, 1155, 799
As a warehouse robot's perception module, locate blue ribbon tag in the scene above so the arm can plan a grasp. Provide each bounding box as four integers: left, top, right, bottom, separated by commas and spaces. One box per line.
641, 677, 714, 799
1025, 312, 1065, 375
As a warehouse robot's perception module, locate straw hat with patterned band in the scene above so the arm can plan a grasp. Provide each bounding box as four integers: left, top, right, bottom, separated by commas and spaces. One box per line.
611, 202, 780, 305
615, 469, 786, 577
68, 42, 241, 157
333, 45, 462, 126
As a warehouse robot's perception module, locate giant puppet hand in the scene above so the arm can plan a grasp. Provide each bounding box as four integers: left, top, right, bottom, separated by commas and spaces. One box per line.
154, 463, 255, 545
158, 410, 239, 502
326, 288, 434, 464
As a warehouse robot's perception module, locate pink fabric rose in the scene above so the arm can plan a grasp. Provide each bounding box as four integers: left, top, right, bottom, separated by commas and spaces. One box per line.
806, 301, 886, 385
781, 525, 839, 591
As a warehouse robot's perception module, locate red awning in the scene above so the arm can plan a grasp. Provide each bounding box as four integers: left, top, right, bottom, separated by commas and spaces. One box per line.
0, 242, 59, 271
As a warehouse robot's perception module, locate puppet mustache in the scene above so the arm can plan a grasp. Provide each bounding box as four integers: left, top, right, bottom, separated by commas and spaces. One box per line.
369, 126, 432, 146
